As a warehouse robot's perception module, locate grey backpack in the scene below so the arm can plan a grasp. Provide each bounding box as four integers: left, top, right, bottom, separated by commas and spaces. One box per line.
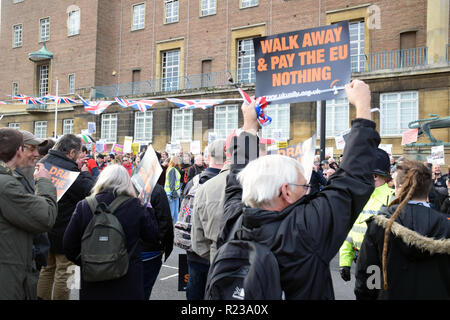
80, 195, 135, 282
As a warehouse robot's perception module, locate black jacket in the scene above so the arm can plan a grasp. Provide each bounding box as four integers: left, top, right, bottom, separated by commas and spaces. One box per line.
41, 150, 95, 253
355, 203, 450, 300
217, 118, 380, 299
140, 183, 174, 261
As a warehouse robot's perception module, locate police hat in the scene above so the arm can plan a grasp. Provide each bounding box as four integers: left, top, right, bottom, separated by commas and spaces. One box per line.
373, 148, 391, 177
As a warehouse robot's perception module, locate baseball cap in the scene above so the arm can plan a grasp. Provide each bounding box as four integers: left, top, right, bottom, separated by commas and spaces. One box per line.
20, 130, 47, 146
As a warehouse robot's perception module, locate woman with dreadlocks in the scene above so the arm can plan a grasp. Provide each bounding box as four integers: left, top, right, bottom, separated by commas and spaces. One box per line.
354, 159, 450, 300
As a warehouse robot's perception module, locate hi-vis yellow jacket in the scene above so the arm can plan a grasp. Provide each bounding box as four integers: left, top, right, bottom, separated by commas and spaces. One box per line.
339, 183, 395, 267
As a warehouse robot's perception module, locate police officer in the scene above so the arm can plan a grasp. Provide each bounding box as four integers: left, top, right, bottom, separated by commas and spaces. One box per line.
339, 148, 395, 282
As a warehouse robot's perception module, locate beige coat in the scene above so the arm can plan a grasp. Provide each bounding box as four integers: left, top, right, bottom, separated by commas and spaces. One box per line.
191, 165, 230, 263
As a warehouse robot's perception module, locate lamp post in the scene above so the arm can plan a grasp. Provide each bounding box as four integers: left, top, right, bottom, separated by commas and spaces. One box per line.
54, 79, 58, 139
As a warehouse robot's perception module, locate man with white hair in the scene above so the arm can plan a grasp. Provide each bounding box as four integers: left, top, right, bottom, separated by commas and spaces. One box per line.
215, 79, 380, 299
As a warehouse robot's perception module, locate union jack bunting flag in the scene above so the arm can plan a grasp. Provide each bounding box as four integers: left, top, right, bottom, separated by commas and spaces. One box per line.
115, 97, 162, 112
166, 98, 224, 110
0, 101, 7, 104
41, 95, 79, 104
78, 95, 113, 115
10, 94, 43, 105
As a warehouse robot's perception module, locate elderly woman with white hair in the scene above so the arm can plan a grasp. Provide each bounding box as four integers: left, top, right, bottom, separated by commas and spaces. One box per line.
63, 164, 159, 300
212, 80, 381, 300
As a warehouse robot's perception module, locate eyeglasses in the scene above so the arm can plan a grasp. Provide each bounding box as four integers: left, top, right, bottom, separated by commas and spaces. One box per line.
23, 145, 38, 152
288, 183, 311, 191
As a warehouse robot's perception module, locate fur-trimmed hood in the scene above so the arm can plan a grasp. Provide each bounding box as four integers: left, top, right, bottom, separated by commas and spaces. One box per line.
373, 204, 450, 257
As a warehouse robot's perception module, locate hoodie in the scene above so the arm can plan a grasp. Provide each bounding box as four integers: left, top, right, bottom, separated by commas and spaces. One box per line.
355, 203, 450, 300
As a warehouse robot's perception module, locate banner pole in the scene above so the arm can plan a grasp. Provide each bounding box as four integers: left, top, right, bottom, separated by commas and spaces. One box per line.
320, 100, 326, 162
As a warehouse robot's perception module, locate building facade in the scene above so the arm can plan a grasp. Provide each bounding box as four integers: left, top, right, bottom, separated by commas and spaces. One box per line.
1, 0, 449, 162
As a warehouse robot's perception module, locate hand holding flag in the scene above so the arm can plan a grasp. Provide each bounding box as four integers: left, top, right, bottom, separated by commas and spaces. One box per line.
238, 88, 272, 127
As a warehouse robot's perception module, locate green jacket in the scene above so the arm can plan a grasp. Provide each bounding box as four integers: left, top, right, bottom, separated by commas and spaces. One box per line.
339, 183, 394, 267
0, 162, 57, 299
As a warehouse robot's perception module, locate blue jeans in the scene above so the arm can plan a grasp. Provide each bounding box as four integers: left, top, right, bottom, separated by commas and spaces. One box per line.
186, 260, 210, 300
142, 254, 163, 300
168, 197, 180, 223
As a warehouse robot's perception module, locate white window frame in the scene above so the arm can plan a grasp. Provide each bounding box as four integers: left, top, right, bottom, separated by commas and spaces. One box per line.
200, 0, 216, 16
241, 0, 258, 9
12, 82, 19, 96
165, 0, 179, 24
171, 109, 193, 142
316, 99, 350, 138
34, 121, 47, 139
380, 91, 419, 137
68, 9, 80, 36
63, 119, 74, 135
161, 49, 180, 91
132, 3, 146, 30
8, 123, 20, 130
214, 105, 239, 139
237, 38, 255, 84
40, 17, 50, 42
349, 20, 365, 72
13, 24, 23, 48
68, 74, 75, 94
39, 64, 49, 96
134, 111, 153, 143
261, 103, 290, 141
101, 113, 118, 143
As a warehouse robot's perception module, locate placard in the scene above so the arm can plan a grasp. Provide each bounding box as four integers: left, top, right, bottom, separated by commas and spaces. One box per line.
379, 144, 393, 156
43, 162, 80, 202
95, 140, 107, 154
190, 140, 201, 155
253, 21, 350, 104
401, 128, 418, 146
131, 145, 163, 204
123, 136, 133, 154
88, 122, 96, 134
334, 128, 351, 150
112, 144, 124, 154
269, 135, 316, 183
430, 145, 445, 165
131, 143, 140, 156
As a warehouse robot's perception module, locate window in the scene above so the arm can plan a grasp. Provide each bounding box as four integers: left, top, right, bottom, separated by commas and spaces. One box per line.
214, 105, 238, 139
8, 123, 20, 130
161, 49, 180, 91
349, 21, 365, 72
261, 104, 290, 141
135, 111, 153, 142
101, 114, 118, 143
380, 92, 418, 136
40, 17, 50, 42
237, 38, 255, 83
201, 0, 216, 16
13, 24, 23, 47
132, 69, 141, 94
68, 74, 75, 94
12, 82, 19, 96
68, 9, 80, 36
165, 0, 179, 24
241, 0, 258, 8
34, 121, 47, 139
132, 3, 145, 30
172, 109, 193, 142
316, 98, 349, 138
63, 119, 74, 135
39, 64, 49, 96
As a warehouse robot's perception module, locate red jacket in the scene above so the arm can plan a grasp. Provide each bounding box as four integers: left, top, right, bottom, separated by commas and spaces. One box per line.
123, 162, 133, 176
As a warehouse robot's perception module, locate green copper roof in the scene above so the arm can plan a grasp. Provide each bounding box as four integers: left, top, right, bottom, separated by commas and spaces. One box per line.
28, 42, 53, 61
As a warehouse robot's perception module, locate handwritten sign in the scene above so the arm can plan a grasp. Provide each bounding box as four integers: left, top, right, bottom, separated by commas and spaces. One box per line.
431, 145, 445, 165
123, 136, 133, 154
269, 135, 316, 183
44, 163, 80, 202
112, 144, 124, 154
401, 128, 418, 146
253, 21, 350, 104
131, 145, 162, 204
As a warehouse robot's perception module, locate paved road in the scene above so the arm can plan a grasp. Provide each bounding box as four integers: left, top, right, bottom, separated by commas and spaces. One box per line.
70, 246, 356, 300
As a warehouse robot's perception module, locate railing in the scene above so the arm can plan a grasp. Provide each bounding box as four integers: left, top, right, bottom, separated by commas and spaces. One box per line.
352, 47, 428, 73
92, 48, 428, 98
26, 104, 48, 112
93, 69, 255, 98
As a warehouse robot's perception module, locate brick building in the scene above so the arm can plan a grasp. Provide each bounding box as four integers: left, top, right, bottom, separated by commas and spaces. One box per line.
0, 0, 449, 163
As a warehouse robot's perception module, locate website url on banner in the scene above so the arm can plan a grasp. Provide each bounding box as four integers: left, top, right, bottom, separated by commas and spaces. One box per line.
266, 86, 345, 102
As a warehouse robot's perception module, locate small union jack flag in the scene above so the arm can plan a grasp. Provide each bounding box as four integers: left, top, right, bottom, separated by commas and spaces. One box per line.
115, 97, 162, 112
10, 94, 43, 105
238, 88, 272, 127
114, 97, 134, 108
182, 204, 192, 217
166, 98, 224, 110
78, 95, 113, 115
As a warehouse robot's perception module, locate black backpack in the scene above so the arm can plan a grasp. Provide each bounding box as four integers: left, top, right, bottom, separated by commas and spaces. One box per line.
80, 195, 136, 282
204, 216, 283, 300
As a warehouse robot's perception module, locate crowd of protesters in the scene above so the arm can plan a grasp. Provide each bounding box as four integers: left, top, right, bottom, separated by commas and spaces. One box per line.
0, 79, 449, 301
